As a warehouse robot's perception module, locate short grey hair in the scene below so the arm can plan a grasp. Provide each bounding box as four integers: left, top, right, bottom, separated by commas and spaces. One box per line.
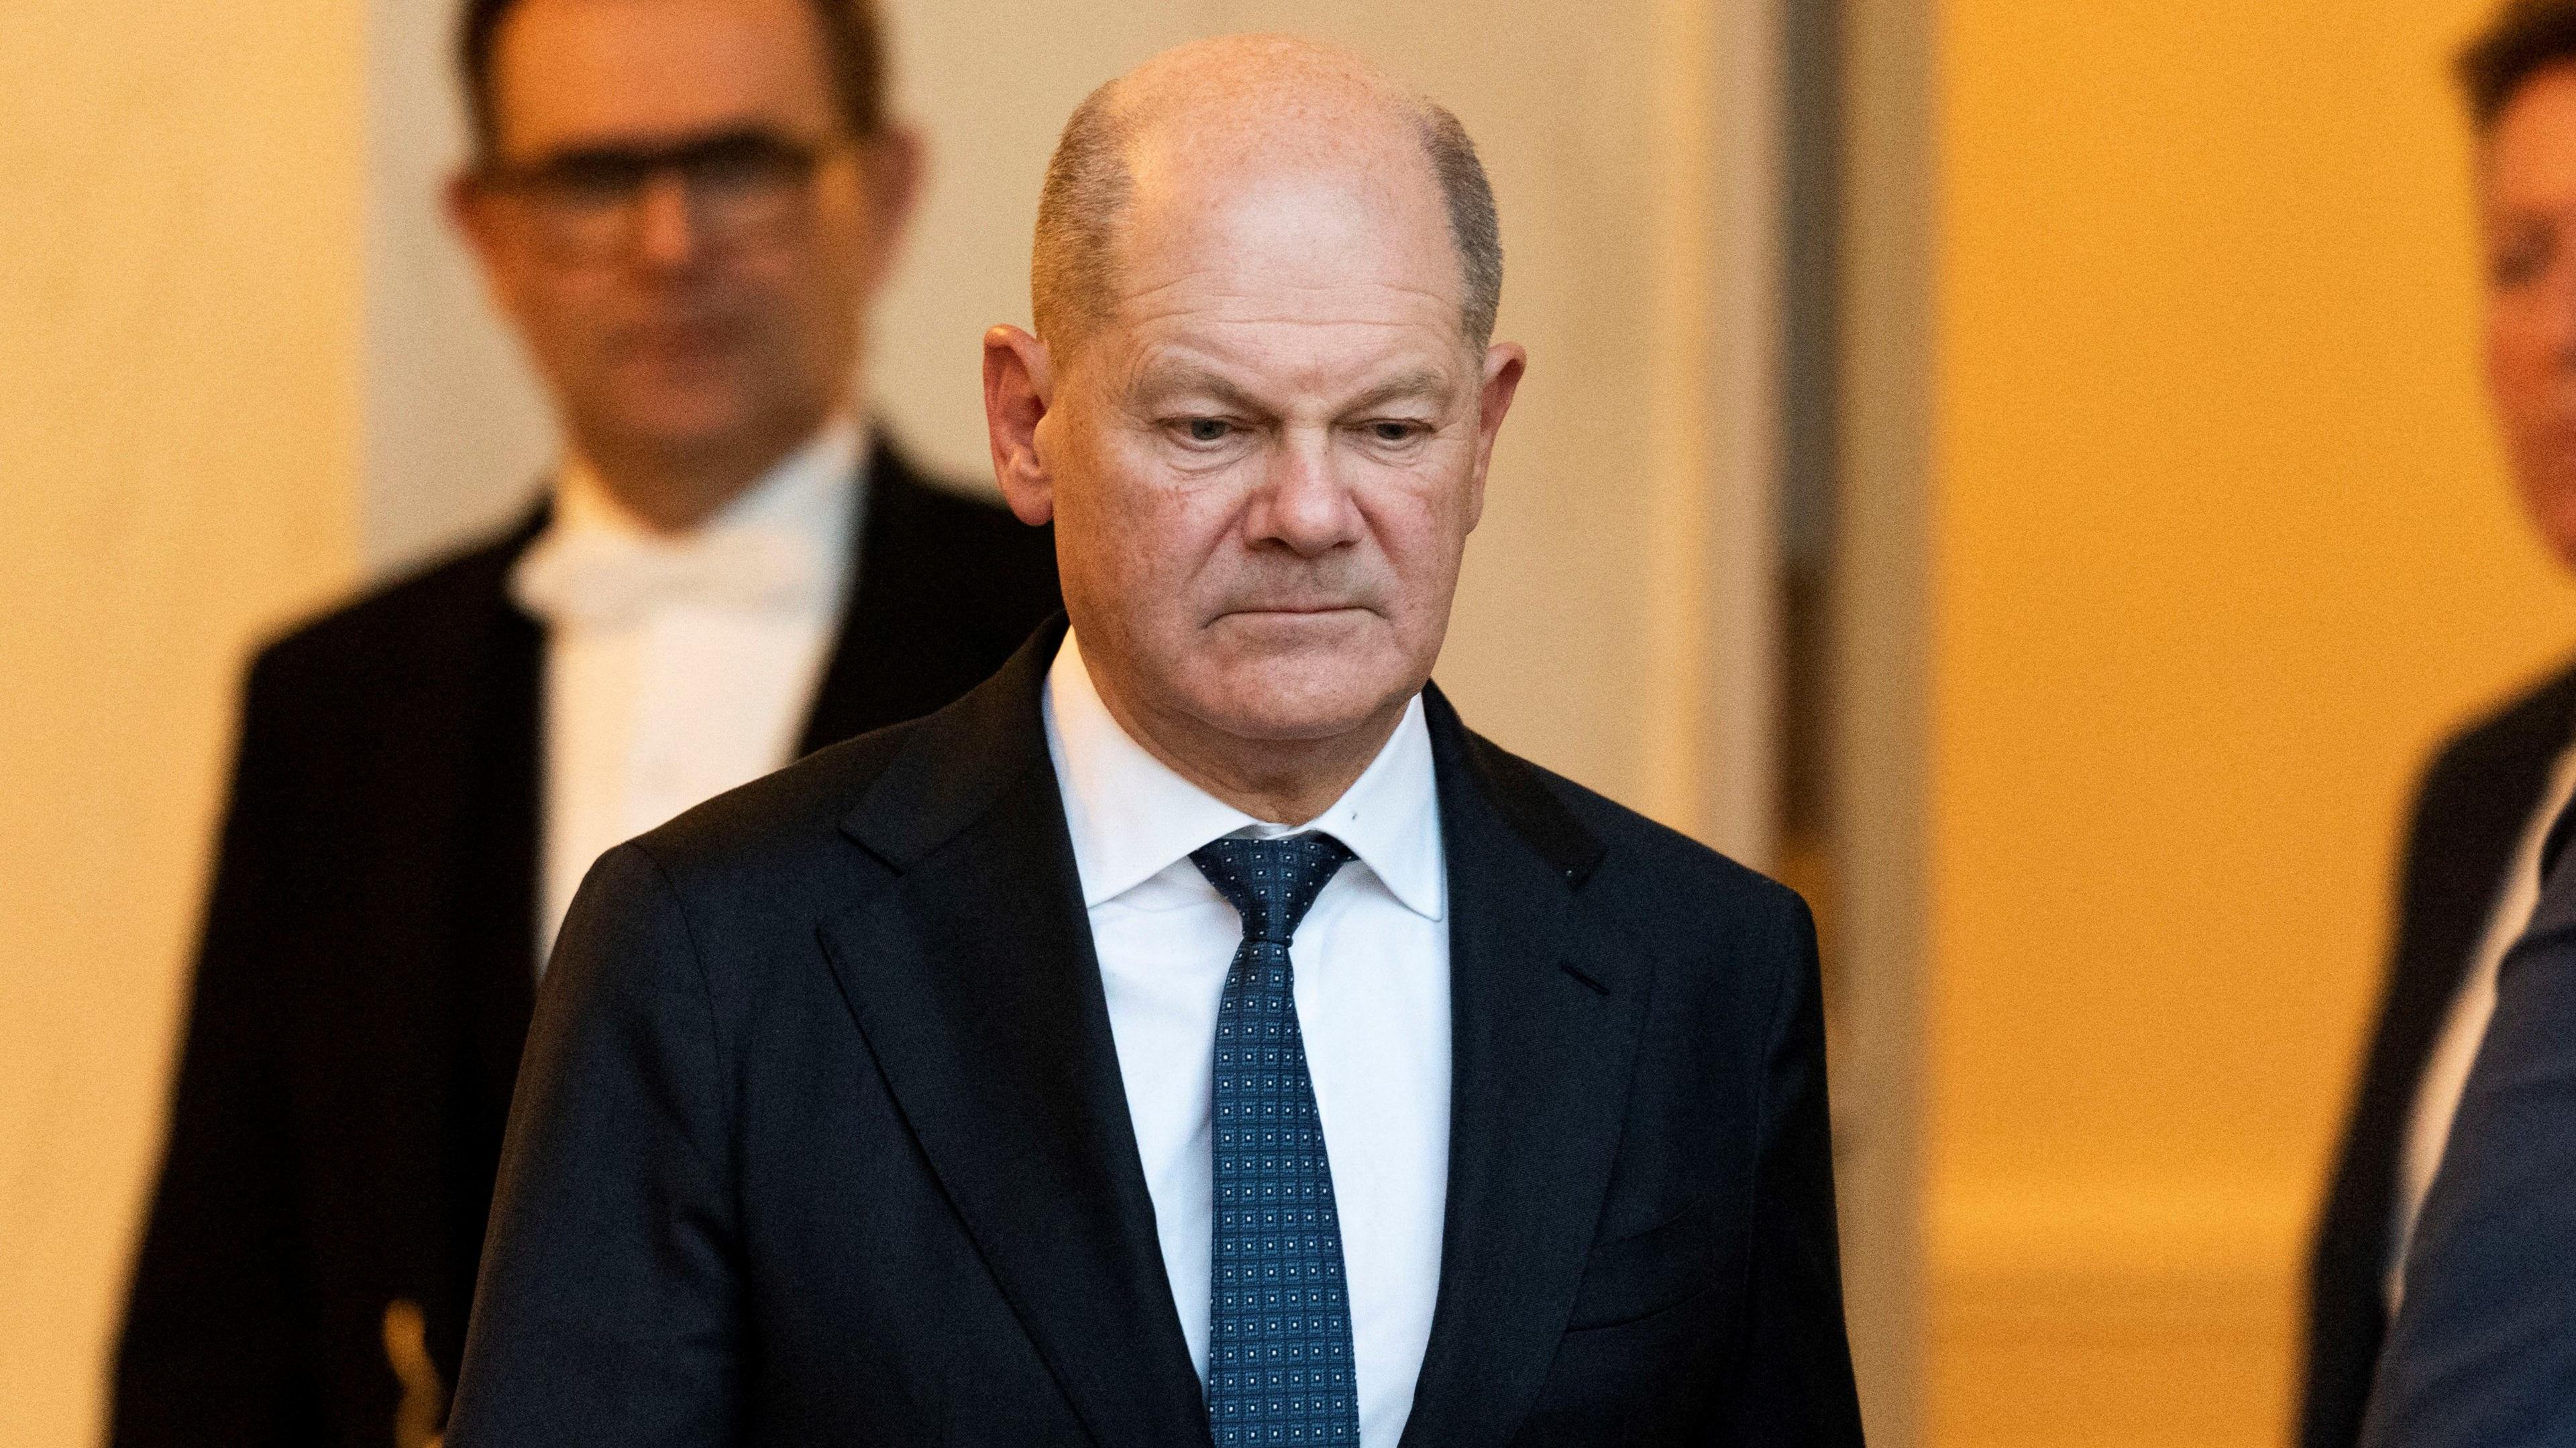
1030, 80, 1503, 354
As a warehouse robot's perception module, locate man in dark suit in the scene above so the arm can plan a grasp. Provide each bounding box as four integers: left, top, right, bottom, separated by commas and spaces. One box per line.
2357, 804, 2576, 1440
112, 0, 1058, 1442
445, 34, 1863, 1447
2304, 5, 2576, 1443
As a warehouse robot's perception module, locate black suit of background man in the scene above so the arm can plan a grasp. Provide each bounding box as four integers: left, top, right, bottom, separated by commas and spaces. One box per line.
2355, 685, 2576, 1443
2302, 659, 2576, 1447
443, 619, 1865, 1447
112, 442, 1059, 1447
2302, 0, 2576, 1435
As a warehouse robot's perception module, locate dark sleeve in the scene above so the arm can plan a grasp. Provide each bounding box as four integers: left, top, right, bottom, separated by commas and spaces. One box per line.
1726, 892, 1866, 1445
2359, 841, 2576, 1447
445, 843, 743, 1447
113, 651, 326, 1447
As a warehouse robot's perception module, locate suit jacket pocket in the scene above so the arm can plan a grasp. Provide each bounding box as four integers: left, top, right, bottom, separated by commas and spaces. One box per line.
1564, 1199, 1717, 1332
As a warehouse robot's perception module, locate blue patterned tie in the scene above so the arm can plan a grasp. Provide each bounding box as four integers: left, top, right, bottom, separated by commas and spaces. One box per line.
1191, 833, 1363, 1447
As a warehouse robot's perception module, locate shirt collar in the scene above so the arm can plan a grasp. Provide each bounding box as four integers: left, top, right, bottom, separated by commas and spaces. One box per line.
1041, 628, 1445, 921
551, 412, 867, 557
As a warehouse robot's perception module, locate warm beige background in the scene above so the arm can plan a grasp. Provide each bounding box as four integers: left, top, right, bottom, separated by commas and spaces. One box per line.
2, 3, 1794, 1443
0, 0, 365, 1441
1927, 0, 2576, 1441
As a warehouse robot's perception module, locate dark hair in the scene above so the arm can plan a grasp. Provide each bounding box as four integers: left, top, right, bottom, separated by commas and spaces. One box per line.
457, 0, 888, 155
2461, 0, 2576, 132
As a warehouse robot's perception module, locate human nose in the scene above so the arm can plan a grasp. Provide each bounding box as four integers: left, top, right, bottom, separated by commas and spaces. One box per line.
630, 172, 700, 269
1246, 429, 1365, 557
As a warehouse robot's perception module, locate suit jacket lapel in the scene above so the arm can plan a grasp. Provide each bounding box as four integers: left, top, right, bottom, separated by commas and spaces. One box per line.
1400, 688, 1641, 1448
819, 621, 1210, 1447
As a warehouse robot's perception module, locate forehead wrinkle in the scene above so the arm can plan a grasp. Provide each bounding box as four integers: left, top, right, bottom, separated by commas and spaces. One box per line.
1110, 237, 1462, 329
1118, 335, 1462, 421
1117, 283, 1462, 333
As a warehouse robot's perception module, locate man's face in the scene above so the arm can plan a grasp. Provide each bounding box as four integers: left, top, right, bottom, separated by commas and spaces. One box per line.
454, 0, 914, 478
1027, 150, 1523, 748
2483, 63, 2576, 568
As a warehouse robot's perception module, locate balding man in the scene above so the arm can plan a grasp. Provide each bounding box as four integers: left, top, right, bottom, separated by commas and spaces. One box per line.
447, 36, 1864, 1447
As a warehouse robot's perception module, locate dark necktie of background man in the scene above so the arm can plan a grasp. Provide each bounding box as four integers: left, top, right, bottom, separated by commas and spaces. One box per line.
1195, 834, 1363, 1446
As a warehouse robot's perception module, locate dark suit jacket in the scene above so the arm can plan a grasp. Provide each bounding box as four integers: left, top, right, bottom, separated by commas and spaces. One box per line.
113, 441, 1061, 1448
444, 617, 1864, 1448
2353, 782, 2576, 1445
2300, 659, 2576, 1448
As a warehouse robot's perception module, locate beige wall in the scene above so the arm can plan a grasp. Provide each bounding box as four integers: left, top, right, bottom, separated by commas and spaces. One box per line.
0, 1, 364, 1442
1927, 0, 2576, 1441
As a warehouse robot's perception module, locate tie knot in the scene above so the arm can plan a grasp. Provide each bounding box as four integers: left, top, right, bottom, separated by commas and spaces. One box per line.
1189, 833, 1354, 945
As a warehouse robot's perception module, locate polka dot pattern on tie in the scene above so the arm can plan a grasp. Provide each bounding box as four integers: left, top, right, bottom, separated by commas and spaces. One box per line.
1190, 832, 1362, 1447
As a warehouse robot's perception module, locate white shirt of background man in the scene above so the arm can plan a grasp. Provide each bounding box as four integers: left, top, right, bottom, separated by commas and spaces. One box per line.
512, 416, 864, 964
1040, 627, 1452, 1448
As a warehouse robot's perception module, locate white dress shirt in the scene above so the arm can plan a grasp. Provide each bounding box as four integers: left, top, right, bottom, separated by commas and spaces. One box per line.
512, 417, 864, 962
1040, 629, 1450, 1447
2387, 736, 2576, 1310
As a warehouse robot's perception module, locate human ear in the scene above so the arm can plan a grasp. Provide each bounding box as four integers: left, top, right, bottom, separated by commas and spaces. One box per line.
1465, 342, 1527, 528
983, 325, 1059, 526
445, 171, 533, 327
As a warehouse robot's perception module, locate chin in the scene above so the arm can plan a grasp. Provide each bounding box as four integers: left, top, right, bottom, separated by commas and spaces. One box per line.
597, 392, 757, 455
1187, 649, 1420, 744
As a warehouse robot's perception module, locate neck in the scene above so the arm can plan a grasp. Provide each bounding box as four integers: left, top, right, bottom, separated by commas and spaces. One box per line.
1089, 668, 1411, 827
588, 459, 769, 533
576, 398, 851, 535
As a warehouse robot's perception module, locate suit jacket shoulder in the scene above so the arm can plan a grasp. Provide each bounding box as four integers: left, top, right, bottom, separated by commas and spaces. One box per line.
859, 454, 1059, 641
2428, 655, 2576, 773
249, 511, 540, 700
2408, 657, 2576, 847
867, 464, 1055, 595
1472, 728, 1815, 958
614, 710, 928, 920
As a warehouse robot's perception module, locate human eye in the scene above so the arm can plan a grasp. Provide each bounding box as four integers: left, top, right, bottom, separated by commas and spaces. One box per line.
1167, 416, 1238, 447
535, 152, 649, 211
1354, 417, 1434, 451
685, 133, 813, 198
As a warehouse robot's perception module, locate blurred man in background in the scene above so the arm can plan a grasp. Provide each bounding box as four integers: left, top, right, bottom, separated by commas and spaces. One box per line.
111, 0, 1057, 1441
2304, 3, 2576, 1441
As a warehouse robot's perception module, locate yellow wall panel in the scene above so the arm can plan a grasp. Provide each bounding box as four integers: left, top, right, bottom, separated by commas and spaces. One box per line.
1931, 0, 2574, 1440
0, 2, 363, 1441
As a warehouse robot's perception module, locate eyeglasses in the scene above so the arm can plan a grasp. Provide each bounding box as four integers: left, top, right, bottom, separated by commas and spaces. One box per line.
472, 129, 845, 260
